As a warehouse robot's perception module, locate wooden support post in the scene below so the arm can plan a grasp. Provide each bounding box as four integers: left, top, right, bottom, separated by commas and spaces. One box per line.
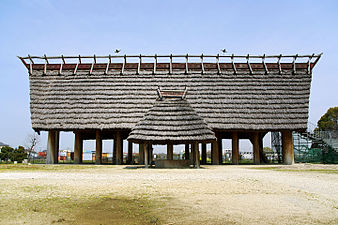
252, 132, 260, 165
144, 144, 149, 168
47, 130, 57, 164
95, 130, 102, 165
258, 134, 266, 163
232, 132, 239, 165
282, 131, 294, 165
191, 142, 196, 165
74, 131, 82, 164
54, 131, 59, 164
194, 142, 200, 168
218, 137, 223, 164
201, 143, 207, 164
115, 132, 122, 165
127, 141, 133, 164
147, 144, 152, 165
139, 143, 144, 164
211, 140, 220, 165
185, 144, 190, 160
120, 137, 124, 164
167, 143, 173, 160
112, 139, 116, 164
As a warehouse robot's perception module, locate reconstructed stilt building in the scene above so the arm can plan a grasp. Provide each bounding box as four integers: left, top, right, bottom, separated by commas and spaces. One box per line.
19, 53, 321, 166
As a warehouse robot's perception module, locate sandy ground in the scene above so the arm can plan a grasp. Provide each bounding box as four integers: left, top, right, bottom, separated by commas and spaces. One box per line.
0, 164, 337, 225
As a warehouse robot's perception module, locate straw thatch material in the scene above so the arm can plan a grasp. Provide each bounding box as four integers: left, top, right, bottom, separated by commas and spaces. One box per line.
29, 68, 311, 131
127, 97, 216, 144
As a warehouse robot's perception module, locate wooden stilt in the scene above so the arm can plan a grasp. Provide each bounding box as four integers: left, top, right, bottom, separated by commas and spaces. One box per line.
127, 141, 133, 164
139, 143, 144, 164
218, 137, 223, 164
144, 143, 149, 168
167, 143, 173, 160
47, 130, 56, 164
258, 134, 266, 163
194, 142, 200, 168
54, 131, 60, 164
201, 143, 207, 164
282, 131, 294, 165
120, 137, 124, 164
112, 138, 116, 164
147, 144, 152, 165
115, 132, 122, 165
211, 140, 219, 165
232, 132, 239, 165
95, 130, 102, 165
191, 143, 196, 165
252, 132, 260, 165
185, 144, 190, 160
74, 131, 82, 164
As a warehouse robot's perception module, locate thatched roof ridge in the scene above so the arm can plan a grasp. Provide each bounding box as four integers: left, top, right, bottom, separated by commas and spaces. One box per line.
127, 97, 216, 144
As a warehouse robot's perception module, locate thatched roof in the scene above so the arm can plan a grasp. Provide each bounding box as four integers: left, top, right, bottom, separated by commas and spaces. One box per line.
127, 89, 216, 144
21, 54, 321, 132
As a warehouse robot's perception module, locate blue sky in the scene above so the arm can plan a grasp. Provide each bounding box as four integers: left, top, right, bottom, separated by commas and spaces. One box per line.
0, 0, 337, 152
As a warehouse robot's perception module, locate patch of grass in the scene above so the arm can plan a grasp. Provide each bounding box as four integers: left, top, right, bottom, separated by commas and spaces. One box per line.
250, 167, 338, 174
0, 164, 113, 172
0, 194, 163, 225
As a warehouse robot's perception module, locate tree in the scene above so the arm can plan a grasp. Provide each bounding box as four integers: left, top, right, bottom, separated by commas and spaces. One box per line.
263, 147, 273, 153
12, 146, 27, 163
317, 107, 338, 131
0, 146, 13, 161
0, 146, 27, 163
25, 132, 40, 162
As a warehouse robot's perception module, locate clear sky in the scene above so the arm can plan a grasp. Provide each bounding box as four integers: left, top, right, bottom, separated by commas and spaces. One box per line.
0, 0, 337, 152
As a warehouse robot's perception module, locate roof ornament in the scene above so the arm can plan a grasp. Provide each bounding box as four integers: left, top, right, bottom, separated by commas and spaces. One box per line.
153, 54, 157, 74
121, 54, 126, 75
59, 55, 65, 75
277, 54, 282, 75
105, 54, 111, 75
201, 54, 205, 74
169, 54, 173, 74
157, 86, 188, 100
246, 54, 253, 74
43, 54, 49, 75
89, 54, 96, 75
28, 54, 33, 75
216, 54, 221, 74
18, 53, 323, 76
292, 54, 298, 74
307, 53, 315, 74
262, 54, 269, 74
185, 54, 189, 74
231, 54, 237, 74
73, 55, 80, 75
137, 54, 142, 75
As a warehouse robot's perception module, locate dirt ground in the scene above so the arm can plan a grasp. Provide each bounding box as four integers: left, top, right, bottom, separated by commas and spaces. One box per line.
0, 163, 337, 225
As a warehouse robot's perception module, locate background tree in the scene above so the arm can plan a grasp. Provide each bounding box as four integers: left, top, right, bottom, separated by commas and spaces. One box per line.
0, 146, 27, 163
317, 107, 338, 131
25, 132, 40, 162
0, 146, 13, 162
